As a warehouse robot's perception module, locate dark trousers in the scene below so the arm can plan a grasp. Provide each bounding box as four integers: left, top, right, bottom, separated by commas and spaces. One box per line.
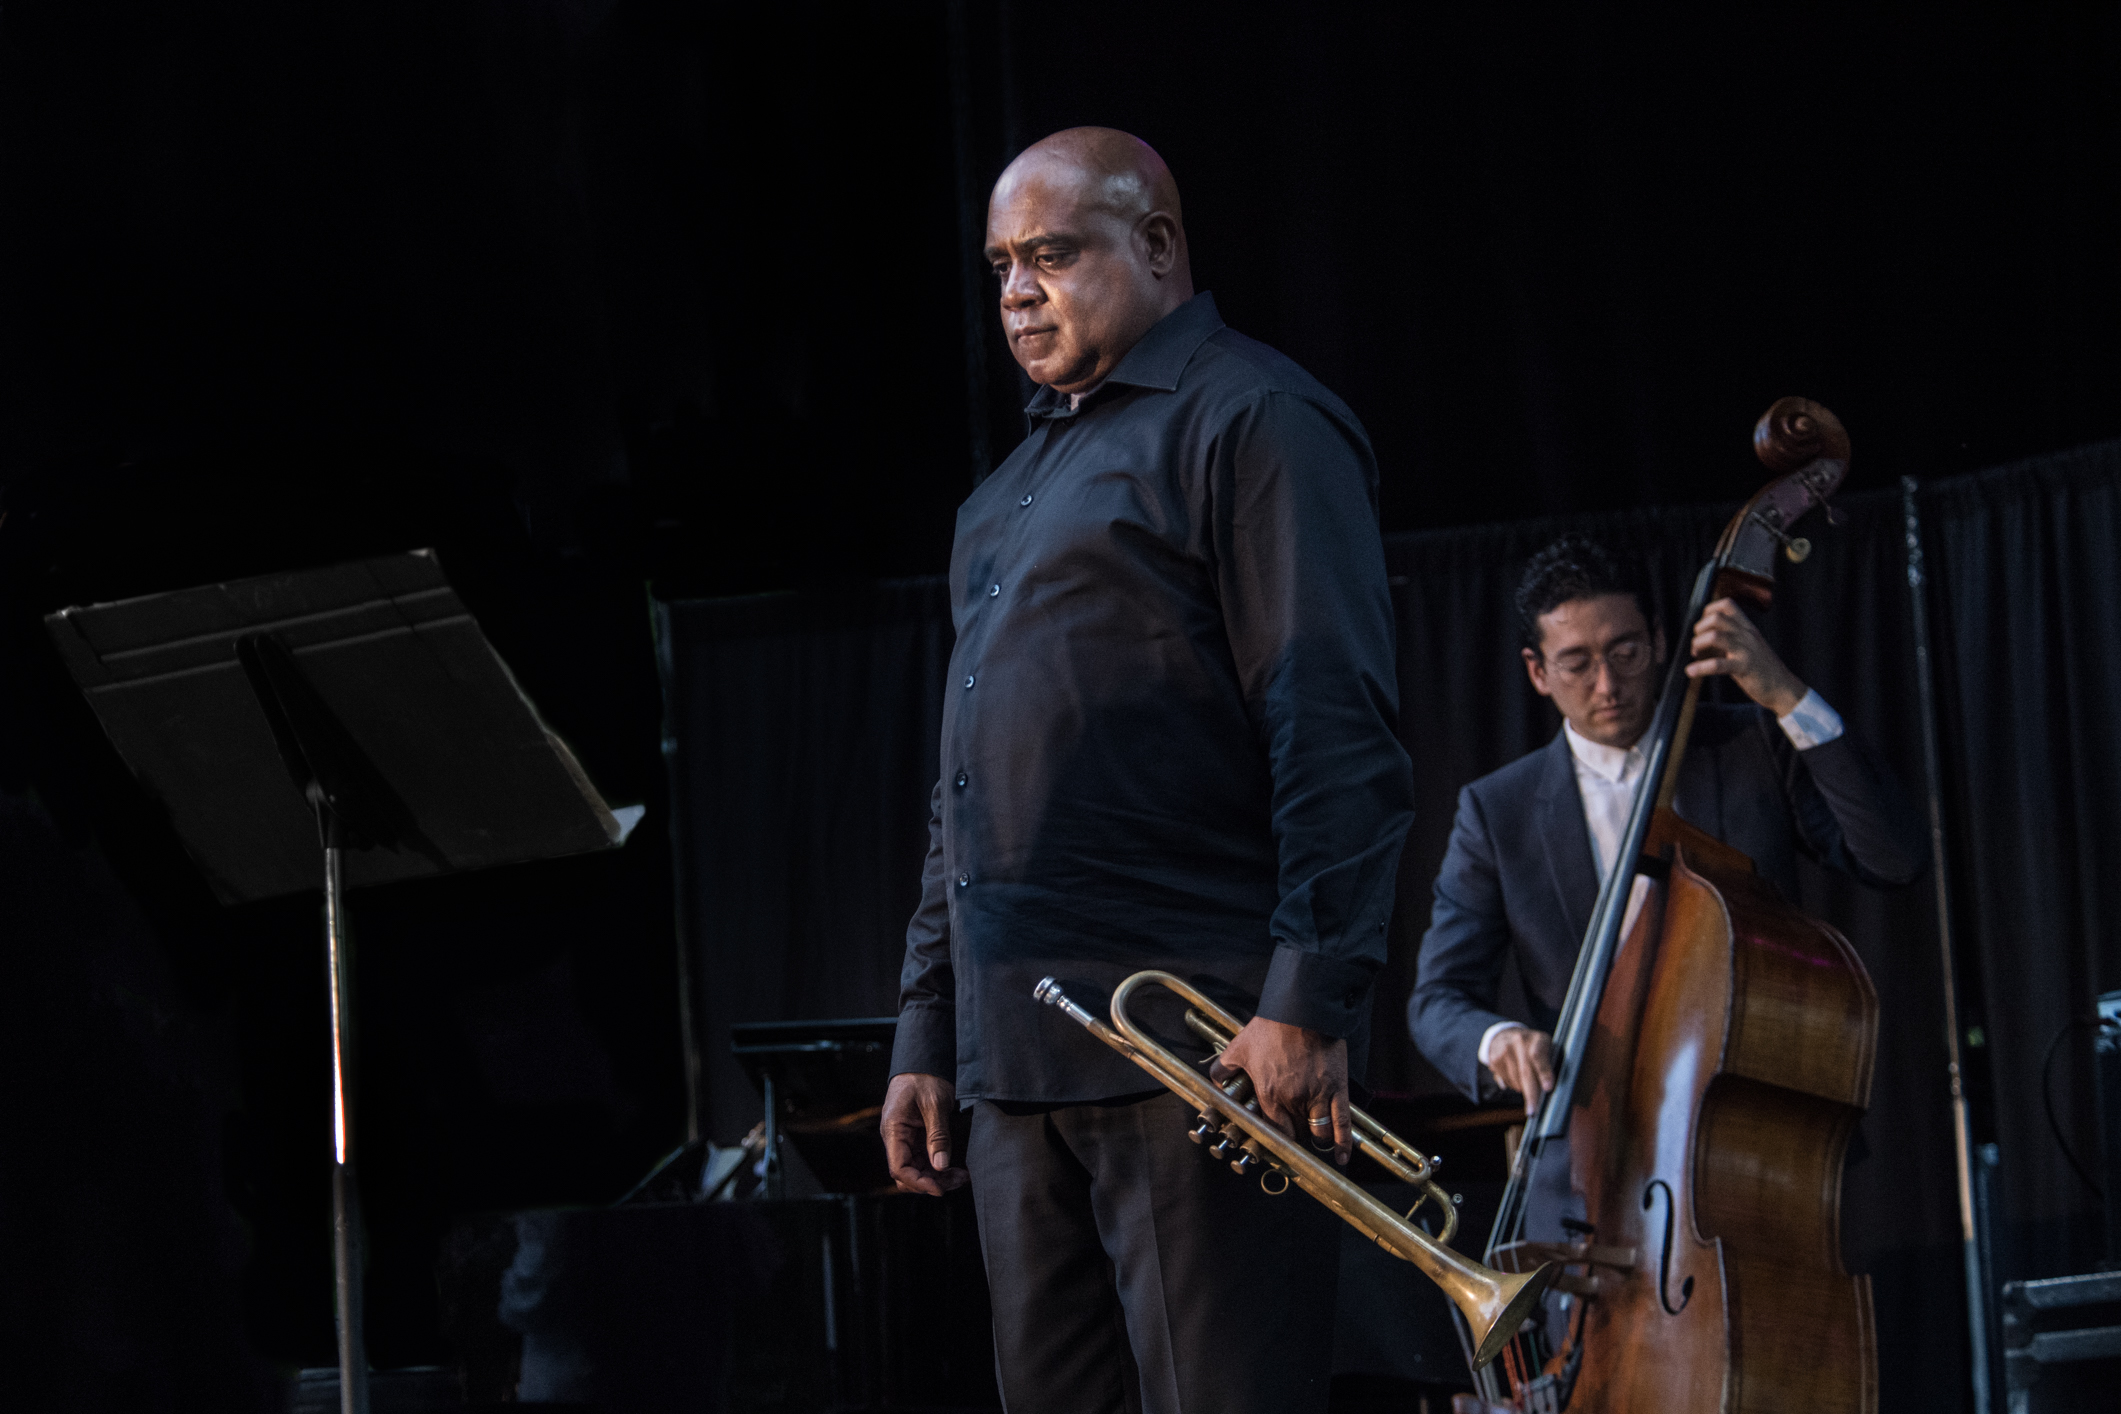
968, 1091, 1341, 1414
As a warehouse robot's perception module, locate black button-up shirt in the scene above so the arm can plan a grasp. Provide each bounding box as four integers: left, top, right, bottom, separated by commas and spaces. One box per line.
891, 293, 1415, 1102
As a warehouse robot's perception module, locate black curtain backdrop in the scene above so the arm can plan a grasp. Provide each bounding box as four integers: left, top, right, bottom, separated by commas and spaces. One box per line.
978, 4, 2121, 532
661, 440, 2121, 1414
1923, 445, 2121, 1286
655, 580, 954, 1148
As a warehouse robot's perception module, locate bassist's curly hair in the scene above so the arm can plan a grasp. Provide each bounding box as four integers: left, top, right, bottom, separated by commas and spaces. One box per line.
1515, 534, 1656, 654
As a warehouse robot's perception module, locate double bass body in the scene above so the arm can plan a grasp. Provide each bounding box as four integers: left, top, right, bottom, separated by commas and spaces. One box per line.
1569, 806, 1879, 1411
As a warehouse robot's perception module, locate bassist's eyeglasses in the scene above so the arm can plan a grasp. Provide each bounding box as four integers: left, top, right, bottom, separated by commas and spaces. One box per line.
1546, 636, 1654, 684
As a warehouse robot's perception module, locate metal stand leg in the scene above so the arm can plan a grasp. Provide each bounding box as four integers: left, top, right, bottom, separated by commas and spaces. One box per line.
324, 836, 370, 1414
1904, 479, 2000, 1412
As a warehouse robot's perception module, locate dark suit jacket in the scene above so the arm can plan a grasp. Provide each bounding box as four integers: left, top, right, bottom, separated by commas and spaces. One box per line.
1408, 703, 1925, 1100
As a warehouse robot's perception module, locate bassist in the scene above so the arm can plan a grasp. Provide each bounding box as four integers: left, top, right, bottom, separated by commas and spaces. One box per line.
1407, 533, 1924, 1258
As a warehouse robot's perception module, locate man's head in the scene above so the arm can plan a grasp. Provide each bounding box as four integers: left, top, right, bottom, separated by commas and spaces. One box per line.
985, 128, 1194, 394
1516, 535, 1664, 749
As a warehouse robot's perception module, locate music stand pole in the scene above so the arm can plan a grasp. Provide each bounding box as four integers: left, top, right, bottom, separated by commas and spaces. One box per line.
238, 639, 382, 1414
319, 801, 370, 1414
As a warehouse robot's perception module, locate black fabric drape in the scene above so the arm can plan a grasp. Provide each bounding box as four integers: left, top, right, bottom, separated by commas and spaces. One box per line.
656, 441, 2121, 1412
653, 580, 953, 1147
1923, 443, 2121, 1285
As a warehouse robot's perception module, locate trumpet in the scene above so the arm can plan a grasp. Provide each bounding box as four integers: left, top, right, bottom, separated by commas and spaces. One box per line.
1034, 970, 1553, 1368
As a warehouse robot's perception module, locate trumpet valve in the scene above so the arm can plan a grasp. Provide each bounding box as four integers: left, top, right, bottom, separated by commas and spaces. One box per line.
1188, 1115, 1219, 1145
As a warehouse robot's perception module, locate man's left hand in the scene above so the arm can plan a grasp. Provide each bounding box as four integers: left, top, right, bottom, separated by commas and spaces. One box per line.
1212, 1017, 1352, 1166
1685, 596, 1806, 716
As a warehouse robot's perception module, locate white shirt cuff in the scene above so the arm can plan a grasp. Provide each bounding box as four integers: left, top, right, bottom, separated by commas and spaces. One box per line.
1478, 1020, 1529, 1066
1777, 688, 1845, 751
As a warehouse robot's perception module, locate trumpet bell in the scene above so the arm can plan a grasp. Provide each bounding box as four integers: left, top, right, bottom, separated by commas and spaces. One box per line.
1474, 1263, 1558, 1368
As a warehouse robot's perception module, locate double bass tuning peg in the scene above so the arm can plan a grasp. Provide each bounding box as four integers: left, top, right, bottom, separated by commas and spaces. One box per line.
1786, 497, 1844, 560
1750, 505, 1818, 564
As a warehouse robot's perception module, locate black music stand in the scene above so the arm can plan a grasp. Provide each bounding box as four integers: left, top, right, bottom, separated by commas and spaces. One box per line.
732, 1017, 897, 1196
46, 551, 635, 1414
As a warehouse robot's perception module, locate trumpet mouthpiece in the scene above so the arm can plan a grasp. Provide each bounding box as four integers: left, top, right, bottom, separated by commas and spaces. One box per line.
1034, 977, 1063, 1005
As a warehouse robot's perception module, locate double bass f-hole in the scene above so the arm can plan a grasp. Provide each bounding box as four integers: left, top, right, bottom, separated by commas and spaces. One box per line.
1641, 1179, 1693, 1315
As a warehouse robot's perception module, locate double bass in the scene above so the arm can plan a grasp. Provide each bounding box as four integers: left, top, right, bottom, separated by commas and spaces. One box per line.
1477, 398, 1876, 1411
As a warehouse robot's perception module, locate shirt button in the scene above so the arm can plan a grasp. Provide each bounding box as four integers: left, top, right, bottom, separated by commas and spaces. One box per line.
989, 583, 1000, 597
964, 674, 976, 688
956, 873, 970, 888
1019, 494, 1033, 507
954, 771, 967, 789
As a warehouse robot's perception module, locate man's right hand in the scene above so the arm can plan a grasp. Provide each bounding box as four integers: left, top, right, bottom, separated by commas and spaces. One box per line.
881, 1072, 968, 1196
1487, 1027, 1555, 1116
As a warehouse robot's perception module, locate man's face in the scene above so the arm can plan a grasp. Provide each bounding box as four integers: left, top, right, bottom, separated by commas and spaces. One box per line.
984, 166, 1178, 394
1522, 593, 1664, 749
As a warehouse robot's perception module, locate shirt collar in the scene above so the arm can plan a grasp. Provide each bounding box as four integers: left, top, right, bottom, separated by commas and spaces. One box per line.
1564, 719, 1647, 784
1024, 291, 1224, 422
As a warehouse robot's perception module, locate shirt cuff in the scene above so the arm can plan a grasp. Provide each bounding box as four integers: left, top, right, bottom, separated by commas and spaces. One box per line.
1777, 688, 1845, 751
1478, 1020, 1529, 1067
888, 1001, 957, 1081
1256, 943, 1375, 1038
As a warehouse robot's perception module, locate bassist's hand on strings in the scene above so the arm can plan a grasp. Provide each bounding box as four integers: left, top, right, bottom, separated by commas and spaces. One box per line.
1486, 1025, 1555, 1116
1685, 597, 1807, 717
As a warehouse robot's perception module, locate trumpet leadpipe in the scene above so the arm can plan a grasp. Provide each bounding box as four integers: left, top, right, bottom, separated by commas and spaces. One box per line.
1032, 975, 1158, 1076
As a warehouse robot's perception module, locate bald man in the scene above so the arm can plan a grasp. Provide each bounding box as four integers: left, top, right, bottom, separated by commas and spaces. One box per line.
881, 129, 1414, 1414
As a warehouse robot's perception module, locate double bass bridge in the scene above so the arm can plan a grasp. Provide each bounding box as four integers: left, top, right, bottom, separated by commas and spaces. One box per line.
1491, 1238, 1638, 1299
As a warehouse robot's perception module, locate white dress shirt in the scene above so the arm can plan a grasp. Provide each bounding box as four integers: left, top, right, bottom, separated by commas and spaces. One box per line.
1476, 690, 1845, 1068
